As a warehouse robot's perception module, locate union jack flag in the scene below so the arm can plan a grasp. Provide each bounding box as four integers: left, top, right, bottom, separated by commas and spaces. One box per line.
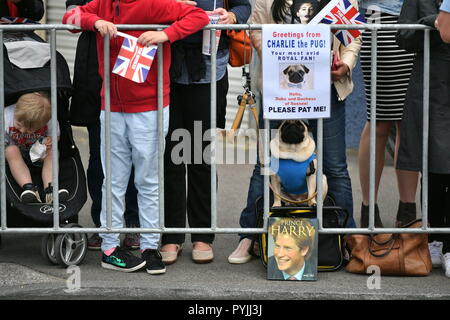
0, 16, 37, 24
309, 0, 366, 46
112, 33, 157, 83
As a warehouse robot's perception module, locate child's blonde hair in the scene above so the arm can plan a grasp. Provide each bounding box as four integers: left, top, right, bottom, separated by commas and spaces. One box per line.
15, 91, 51, 131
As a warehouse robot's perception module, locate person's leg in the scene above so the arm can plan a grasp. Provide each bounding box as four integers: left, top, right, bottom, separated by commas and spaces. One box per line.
161, 82, 188, 249
229, 100, 281, 263
123, 167, 140, 249
184, 75, 228, 248
394, 121, 419, 226
128, 107, 169, 251
99, 111, 132, 252
5, 145, 33, 187
41, 149, 52, 189
428, 173, 450, 272
310, 89, 355, 228
124, 167, 139, 226
358, 121, 393, 205
87, 122, 103, 228
6, 145, 41, 203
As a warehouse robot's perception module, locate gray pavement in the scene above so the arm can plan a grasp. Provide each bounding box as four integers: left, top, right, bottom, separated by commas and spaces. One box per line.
1, 127, 449, 300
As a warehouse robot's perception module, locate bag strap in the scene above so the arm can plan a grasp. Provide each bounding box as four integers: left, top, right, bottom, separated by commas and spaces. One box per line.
368, 235, 397, 257
269, 183, 318, 205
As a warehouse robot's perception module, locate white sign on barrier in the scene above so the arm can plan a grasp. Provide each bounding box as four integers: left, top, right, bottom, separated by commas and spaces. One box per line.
262, 24, 331, 120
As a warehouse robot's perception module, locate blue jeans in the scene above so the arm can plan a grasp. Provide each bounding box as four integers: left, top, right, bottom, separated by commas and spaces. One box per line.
87, 121, 139, 228
239, 88, 356, 240
99, 108, 169, 251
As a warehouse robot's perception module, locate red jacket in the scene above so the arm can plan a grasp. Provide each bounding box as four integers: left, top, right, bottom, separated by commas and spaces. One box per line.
63, 0, 209, 113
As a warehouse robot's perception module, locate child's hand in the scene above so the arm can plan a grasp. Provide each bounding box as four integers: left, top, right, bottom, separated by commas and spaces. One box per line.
94, 20, 117, 38
42, 137, 52, 150
137, 31, 169, 47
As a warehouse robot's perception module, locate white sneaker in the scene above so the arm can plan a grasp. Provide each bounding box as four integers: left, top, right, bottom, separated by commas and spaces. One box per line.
228, 238, 252, 264
429, 241, 443, 268
441, 253, 450, 278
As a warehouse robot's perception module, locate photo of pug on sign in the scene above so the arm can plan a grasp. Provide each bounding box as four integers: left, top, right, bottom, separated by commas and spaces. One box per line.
279, 63, 314, 90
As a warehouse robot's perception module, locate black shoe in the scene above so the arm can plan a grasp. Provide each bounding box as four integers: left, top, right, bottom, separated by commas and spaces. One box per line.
142, 249, 166, 275
44, 183, 69, 204
101, 247, 146, 272
20, 183, 42, 204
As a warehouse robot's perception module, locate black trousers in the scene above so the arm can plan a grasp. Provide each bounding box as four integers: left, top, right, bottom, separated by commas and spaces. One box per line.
428, 173, 450, 254
162, 74, 228, 245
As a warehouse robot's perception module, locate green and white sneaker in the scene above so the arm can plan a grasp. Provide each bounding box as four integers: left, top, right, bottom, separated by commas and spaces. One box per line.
101, 247, 146, 272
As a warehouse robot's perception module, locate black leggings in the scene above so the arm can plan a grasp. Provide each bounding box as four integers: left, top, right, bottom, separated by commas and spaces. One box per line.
428, 173, 450, 253
162, 74, 229, 245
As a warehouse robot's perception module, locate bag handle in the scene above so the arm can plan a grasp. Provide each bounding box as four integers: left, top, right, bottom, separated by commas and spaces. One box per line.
368, 235, 397, 257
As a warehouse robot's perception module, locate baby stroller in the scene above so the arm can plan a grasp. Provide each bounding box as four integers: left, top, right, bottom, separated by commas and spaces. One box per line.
1, 24, 88, 267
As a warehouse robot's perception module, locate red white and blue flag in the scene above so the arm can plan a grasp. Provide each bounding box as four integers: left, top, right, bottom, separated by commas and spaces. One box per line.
309, 0, 366, 46
112, 32, 157, 83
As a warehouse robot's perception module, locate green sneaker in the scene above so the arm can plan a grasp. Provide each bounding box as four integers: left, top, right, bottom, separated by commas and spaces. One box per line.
101, 247, 146, 272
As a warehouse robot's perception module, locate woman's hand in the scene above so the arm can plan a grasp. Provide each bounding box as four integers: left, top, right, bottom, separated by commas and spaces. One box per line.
94, 20, 117, 38
331, 59, 349, 82
210, 7, 237, 24
138, 31, 169, 47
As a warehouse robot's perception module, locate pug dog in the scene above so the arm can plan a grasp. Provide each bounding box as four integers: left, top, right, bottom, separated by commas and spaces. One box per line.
281, 64, 310, 89
270, 120, 327, 207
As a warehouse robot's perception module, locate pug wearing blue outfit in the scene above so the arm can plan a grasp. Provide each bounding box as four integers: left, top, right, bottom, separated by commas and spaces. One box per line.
270, 120, 327, 207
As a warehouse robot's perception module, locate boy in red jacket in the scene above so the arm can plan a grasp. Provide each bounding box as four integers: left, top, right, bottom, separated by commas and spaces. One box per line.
63, 0, 209, 274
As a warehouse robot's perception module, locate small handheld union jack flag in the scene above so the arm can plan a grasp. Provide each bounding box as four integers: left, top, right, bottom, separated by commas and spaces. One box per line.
309, 0, 366, 46
112, 32, 157, 83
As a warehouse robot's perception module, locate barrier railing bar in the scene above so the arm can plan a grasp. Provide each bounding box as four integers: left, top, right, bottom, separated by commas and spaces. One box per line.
104, 34, 112, 230
157, 34, 165, 230
317, 119, 323, 230
0, 24, 433, 32
50, 28, 60, 229
422, 29, 430, 230
1, 227, 450, 234
263, 119, 270, 230
369, 28, 377, 230
211, 27, 218, 231
0, 30, 6, 230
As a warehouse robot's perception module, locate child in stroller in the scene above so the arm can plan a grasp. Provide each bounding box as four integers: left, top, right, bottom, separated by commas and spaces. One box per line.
4, 91, 69, 204
0, 20, 88, 267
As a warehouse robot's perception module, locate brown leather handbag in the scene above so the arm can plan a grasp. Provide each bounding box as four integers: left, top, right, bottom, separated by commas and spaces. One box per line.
345, 220, 432, 276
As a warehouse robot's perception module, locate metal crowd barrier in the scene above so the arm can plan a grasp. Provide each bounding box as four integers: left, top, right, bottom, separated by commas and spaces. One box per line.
0, 23, 448, 236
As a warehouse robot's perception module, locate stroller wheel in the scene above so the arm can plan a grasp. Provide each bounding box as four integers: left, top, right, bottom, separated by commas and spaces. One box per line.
54, 223, 88, 267
41, 234, 58, 265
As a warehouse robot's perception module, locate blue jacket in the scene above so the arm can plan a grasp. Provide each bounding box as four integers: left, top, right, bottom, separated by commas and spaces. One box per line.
270, 154, 316, 195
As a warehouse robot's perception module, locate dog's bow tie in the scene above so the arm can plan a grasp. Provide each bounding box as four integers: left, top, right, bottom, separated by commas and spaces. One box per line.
287, 83, 303, 88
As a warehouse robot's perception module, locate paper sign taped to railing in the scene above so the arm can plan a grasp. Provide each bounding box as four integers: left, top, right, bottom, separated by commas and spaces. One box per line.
112, 32, 157, 83
262, 24, 331, 120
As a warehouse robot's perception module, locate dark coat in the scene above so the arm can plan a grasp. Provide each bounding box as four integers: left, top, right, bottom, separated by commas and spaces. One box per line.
267, 256, 316, 281
0, 0, 44, 21
66, 0, 102, 127
396, 0, 450, 174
